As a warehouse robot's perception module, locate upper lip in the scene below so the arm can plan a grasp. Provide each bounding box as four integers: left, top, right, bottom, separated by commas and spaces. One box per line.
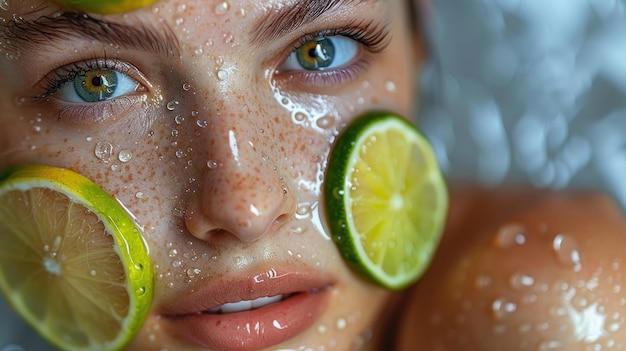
158, 263, 334, 316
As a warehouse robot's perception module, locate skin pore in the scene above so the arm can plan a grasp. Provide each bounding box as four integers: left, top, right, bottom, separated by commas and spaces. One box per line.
2, 1, 626, 351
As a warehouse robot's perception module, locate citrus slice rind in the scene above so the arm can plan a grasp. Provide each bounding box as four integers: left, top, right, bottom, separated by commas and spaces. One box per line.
324, 112, 448, 290
55, 0, 158, 14
0, 164, 153, 351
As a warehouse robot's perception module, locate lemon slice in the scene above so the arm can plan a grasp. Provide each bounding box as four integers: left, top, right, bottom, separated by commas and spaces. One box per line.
0, 164, 153, 351
324, 112, 448, 290
56, 0, 158, 14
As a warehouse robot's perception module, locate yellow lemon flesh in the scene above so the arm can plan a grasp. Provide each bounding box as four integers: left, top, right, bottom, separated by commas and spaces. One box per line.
324, 112, 448, 290
0, 164, 153, 351
56, 0, 157, 14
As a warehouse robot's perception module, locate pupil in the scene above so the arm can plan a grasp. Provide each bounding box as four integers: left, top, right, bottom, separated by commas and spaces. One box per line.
91, 76, 104, 87
298, 38, 335, 70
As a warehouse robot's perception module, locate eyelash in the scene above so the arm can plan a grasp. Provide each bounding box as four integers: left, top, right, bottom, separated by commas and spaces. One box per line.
34, 58, 144, 100
31, 57, 147, 122
279, 20, 391, 87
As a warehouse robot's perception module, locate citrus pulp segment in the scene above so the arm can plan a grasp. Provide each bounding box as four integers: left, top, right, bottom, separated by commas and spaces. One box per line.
324, 112, 448, 290
0, 164, 153, 351
55, 0, 158, 14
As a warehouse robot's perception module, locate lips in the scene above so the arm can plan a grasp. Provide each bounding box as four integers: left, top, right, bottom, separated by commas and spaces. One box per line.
160, 267, 333, 351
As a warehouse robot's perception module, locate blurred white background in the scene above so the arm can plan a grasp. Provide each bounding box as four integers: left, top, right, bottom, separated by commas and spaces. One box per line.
419, 0, 626, 209
3, 0, 626, 349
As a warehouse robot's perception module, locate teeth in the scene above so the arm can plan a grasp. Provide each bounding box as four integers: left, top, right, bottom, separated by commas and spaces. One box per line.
207, 295, 285, 314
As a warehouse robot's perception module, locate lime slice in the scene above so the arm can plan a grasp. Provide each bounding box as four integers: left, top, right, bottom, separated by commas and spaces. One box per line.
0, 164, 153, 351
324, 111, 448, 290
56, 0, 158, 14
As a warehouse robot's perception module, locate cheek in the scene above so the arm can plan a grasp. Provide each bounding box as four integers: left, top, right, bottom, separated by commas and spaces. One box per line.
400, 188, 626, 351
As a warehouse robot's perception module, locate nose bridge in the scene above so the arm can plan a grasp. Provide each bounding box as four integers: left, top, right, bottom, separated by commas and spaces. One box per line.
185, 110, 295, 243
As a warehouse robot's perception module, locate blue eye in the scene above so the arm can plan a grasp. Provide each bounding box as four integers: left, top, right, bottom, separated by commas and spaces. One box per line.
57, 69, 140, 103
283, 36, 359, 71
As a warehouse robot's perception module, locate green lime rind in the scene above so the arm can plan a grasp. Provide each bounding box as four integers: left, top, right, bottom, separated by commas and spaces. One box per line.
0, 164, 153, 351
323, 111, 448, 290
55, 0, 157, 14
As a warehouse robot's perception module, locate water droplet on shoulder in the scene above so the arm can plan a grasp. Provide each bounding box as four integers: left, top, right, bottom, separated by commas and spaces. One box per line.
494, 223, 526, 248
552, 234, 582, 272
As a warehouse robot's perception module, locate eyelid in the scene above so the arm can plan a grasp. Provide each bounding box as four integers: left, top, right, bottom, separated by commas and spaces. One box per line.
274, 20, 390, 89
33, 58, 151, 100
27, 57, 152, 125
295, 20, 391, 55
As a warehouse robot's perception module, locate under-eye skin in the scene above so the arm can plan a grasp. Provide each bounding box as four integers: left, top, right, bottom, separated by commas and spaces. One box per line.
31, 58, 150, 123
277, 20, 391, 88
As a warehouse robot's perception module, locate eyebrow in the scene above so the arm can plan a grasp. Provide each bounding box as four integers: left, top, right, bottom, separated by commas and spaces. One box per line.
249, 0, 374, 46
1, 12, 180, 57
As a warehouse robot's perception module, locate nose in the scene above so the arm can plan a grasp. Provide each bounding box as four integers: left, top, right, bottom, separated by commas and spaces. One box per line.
184, 128, 296, 244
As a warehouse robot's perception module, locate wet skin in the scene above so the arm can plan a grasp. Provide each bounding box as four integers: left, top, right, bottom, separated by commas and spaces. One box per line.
0, 0, 422, 350
2, 0, 626, 350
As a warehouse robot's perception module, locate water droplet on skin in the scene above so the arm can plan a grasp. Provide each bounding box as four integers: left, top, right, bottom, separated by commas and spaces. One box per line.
110, 164, 119, 171
85, 136, 93, 142
167, 282, 175, 288
194, 46, 203, 56
197, 120, 208, 128
552, 234, 582, 272
336, 318, 347, 330
494, 223, 526, 248
289, 226, 306, 234
176, 150, 185, 158
90, 270, 97, 276
0, 0, 10, 11
166, 100, 179, 111
385, 80, 396, 92
172, 115, 185, 126
172, 260, 182, 268
94, 141, 113, 163
135, 191, 144, 199
296, 203, 313, 219
182, 83, 192, 91
510, 273, 535, 289
206, 160, 218, 169
292, 111, 307, 123
316, 115, 335, 130
216, 69, 228, 80
32, 125, 41, 133
171, 129, 179, 137
186, 268, 201, 278
118, 149, 133, 163
215, 1, 230, 14
492, 297, 517, 320
168, 249, 178, 258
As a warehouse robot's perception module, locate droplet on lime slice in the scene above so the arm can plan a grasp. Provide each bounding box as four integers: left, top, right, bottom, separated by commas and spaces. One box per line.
55, 0, 158, 14
324, 111, 448, 290
0, 164, 153, 351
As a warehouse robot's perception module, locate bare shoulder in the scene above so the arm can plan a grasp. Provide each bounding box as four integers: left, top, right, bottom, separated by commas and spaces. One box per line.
393, 185, 626, 351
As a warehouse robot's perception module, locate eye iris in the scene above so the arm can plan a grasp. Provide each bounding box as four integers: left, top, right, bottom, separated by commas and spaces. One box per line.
74, 70, 118, 102
297, 38, 335, 70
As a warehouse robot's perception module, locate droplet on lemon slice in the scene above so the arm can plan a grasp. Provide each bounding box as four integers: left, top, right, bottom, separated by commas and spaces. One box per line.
55, 0, 158, 14
324, 112, 448, 290
0, 164, 153, 351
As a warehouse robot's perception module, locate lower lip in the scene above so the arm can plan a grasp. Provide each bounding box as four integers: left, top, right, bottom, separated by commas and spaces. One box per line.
165, 289, 330, 351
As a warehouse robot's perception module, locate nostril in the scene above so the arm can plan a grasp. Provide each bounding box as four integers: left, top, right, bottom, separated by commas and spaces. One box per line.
275, 213, 290, 225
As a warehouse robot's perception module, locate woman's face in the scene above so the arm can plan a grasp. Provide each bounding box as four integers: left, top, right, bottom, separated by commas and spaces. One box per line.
0, 0, 422, 350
